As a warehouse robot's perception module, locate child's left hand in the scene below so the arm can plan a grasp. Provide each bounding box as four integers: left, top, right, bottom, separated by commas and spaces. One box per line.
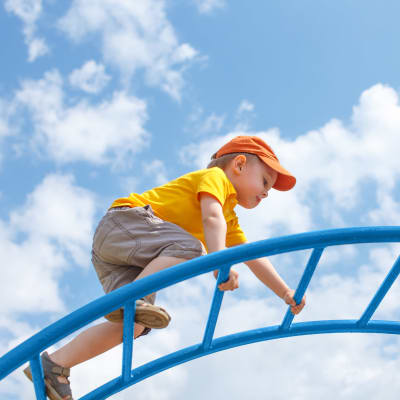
216, 269, 239, 291
283, 289, 306, 314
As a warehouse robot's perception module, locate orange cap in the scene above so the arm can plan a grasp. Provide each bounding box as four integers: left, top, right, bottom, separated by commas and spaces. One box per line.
215, 135, 296, 191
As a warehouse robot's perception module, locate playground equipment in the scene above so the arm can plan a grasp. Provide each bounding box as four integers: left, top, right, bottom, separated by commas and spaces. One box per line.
1, 226, 400, 399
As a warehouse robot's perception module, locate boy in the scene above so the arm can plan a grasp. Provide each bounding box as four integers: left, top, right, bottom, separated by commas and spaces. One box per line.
24, 135, 306, 400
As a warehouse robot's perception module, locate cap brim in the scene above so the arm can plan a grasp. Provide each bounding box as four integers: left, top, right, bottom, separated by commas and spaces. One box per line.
259, 155, 296, 191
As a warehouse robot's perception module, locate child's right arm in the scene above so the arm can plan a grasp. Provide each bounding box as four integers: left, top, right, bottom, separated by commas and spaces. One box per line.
199, 192, 227, 253
199, 192, 239, 291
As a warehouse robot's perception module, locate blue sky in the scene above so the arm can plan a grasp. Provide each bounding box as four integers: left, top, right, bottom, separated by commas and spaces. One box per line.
1, 1, 400, 399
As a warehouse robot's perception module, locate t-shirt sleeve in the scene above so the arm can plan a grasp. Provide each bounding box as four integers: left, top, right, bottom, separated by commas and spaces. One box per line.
196, 168, 230, 206
226, 216, 247, 247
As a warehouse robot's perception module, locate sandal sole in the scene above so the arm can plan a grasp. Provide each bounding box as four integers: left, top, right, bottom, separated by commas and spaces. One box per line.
105, 304, 171, 328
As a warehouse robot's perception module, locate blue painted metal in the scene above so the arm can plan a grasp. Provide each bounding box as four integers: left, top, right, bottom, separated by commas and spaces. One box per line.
29, 354, 46, 400
280, 247, 324, 331
202, 264, 231, 349
122, 299, 136, 382
0, 226, 400, 400
357, 254, 400, 327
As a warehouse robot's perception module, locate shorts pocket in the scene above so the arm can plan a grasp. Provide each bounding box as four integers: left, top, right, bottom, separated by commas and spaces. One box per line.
93, 216, 140, 265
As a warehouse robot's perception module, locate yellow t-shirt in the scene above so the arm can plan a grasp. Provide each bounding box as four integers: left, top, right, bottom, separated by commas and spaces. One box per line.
110, 167, 247, 249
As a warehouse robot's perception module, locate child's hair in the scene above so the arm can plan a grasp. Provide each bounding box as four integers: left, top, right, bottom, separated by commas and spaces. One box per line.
207, 152, 259, 169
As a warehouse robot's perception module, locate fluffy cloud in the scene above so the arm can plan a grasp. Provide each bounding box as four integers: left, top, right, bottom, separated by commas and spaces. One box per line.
69, 60, 111, 93
200, 113, 226, 133
0, 173, 96, 317
14, 70, 149, 165
181, 83, 400, 236
58, 0, 199, 100
236, 99, 254, 114
187, 107, 226, 135
143, 159, 169, 186
368, 188, 400, 225
0, 173, 98, 398
10, 174, 96, 265
4, 0, 49, 61
0, 99, 14, 166
234, 99, 256, 131
194, 0, 226, 14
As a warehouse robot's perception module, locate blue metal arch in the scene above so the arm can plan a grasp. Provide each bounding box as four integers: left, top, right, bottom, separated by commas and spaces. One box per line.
1, 226, 400, 400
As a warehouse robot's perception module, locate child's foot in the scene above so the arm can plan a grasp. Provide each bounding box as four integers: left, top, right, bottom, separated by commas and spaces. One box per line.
105, 299, 171, 328
23, 352, 73, 400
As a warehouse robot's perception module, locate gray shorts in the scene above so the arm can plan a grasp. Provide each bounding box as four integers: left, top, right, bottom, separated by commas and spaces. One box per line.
92, 204, 206, 305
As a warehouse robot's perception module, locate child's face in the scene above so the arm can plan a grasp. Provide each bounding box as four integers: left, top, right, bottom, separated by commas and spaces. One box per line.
227, 155, 278, 209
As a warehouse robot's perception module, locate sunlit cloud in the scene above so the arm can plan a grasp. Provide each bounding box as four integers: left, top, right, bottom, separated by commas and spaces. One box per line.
13, 70, 149, 166
69, 60, 111, 94
4, 0, 49, 61
58, 0, 199, 100
194, 0, 227, 14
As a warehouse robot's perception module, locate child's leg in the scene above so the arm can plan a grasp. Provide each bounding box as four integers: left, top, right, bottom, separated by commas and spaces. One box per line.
47, 255, 187, 387
49, 321, 141, 369
134, 255, 188, 281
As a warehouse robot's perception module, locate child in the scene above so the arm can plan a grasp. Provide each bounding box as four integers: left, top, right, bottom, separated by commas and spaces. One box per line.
24, 135, 306, 400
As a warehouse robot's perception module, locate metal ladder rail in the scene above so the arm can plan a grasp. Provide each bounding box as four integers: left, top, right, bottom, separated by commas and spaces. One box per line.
1, 226, 400, 400
81, 246, 400, 400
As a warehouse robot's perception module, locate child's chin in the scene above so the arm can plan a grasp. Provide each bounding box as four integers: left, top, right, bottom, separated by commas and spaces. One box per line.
240, 202, 257, 209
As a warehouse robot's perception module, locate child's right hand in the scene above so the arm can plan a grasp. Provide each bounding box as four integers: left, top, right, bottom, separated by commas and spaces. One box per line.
214, 269, 240, 291
283, 289, 306, 314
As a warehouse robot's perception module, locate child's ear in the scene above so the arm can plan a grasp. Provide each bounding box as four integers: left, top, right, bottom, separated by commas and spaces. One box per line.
235, 154, 246, 171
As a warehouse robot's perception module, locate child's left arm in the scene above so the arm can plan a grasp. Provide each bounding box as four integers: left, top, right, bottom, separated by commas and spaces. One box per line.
245, 257, 306, 315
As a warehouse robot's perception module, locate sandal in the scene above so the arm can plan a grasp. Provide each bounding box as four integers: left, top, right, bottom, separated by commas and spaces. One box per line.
23, 352, 73, 400
105, 299, 171, 329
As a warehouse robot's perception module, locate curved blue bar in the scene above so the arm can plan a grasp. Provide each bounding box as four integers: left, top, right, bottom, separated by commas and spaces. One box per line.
1, 226, 400, 400
80, 319, 400, 400
280, 247, 324, 330
357, 255, 400, 326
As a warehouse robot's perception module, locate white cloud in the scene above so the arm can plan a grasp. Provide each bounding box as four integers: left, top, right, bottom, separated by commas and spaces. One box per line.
0, 173, 98, 399
186, 106, 226, 136
194, 0, 226, 14
0, 99, 14, 165
0, 173, 96, 317
4, 0, 49, 61
69, 60, 111, 93
368, 187, 400, 225
181, 83, 400, 235
14, 70, 149, 165
27, 36, 48, 61
58, 0, 199, 100
0, 223, 66, 316
201, 113, 225, 133
10, 174, 96, 265
235, 99, 256, 131
143, 159, 169, 186
0, 102, 10, 139
119, 176, 141, 194
237, 99, 254, 114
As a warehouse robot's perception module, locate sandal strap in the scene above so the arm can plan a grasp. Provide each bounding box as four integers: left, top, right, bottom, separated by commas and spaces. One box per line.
41, 352, 73, 398
51, 365, 70, 378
